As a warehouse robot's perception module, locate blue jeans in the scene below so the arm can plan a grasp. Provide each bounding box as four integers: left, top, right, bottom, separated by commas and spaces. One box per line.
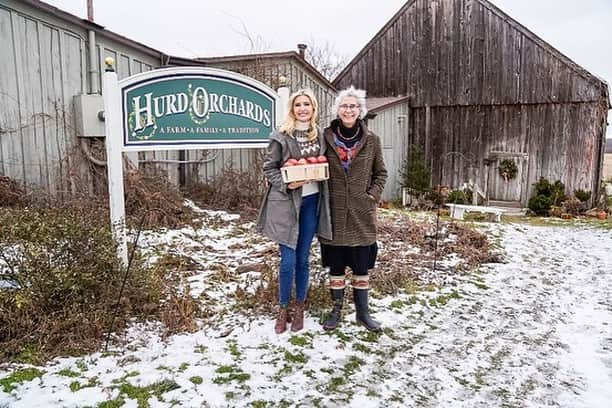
278, 193, 319, 307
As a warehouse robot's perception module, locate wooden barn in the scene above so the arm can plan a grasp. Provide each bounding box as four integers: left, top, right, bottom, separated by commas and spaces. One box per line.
0, 0, 336, 196
334, 0, 610, 206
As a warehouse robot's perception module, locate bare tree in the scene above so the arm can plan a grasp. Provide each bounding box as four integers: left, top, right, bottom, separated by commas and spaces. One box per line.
224, 13, 271, 54
304, 37, 348, 81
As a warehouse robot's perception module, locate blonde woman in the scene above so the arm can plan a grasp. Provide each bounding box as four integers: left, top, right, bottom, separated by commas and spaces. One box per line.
256, 89, 332, 334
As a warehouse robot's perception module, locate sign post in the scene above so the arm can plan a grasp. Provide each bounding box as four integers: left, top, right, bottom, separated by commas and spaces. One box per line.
102, 58, 128, 266
101, 60, 286, 266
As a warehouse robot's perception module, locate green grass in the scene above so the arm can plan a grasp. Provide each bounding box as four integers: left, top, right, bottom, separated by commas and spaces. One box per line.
68, 377, 99, 392
284, 350, 308, 364
189, 376, 203, 385
58, 368, 80, 378
111, 371, 140, 384
288, 335, 312, 348
428, 290, 461, 307
327, 376, 346, 392
226, 341, 242, 360
0, 368, 44, 393
75, 360, 89, 371
352, 343, 373, 353
117, 379, 180, 408
212, 365, 251, 385
97, 398, 125, 408
194, 345, 208, 354
342, 356, 365, 376
503, 214, 612, 229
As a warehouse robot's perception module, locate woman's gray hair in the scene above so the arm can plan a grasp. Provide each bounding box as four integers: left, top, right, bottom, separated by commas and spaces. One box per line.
331, 86, 368, 119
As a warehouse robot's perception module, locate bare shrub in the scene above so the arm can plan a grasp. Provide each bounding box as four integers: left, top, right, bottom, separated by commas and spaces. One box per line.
445, 223, 502, 268
124, 168, 196, 229
185, 162, 266, 220
0, 176, 25, 207
0, 202, 174, 363
154, 253, 200, 338
373, 212, 500, 293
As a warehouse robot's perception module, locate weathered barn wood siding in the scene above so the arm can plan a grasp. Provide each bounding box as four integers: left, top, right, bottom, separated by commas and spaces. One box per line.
183, 57, 337, 183
367, 103, 410, 201
336, 0, 605, 105
0, 0, 160, 195
1, 4, 82, 196
411, 102, 607, 203
334, 0, 609, 204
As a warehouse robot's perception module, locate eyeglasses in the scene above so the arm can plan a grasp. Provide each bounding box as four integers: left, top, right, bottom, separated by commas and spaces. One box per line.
339, 104, 360, 111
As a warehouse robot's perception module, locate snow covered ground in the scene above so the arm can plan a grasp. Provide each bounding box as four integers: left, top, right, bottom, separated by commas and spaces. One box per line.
1, 211, 612, 408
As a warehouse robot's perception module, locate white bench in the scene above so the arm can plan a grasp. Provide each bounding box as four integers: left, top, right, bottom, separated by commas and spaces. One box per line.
446, 204, 507, 222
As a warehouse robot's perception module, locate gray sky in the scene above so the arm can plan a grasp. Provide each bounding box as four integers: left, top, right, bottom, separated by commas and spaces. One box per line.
45, 0, 612, 136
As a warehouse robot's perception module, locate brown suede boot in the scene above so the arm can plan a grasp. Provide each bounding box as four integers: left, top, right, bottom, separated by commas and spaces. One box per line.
274, 307, 291, 334
291, 301, 305, 332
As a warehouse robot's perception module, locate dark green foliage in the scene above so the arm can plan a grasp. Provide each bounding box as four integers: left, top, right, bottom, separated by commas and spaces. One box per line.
528, 178, 566, 216
527, 195, 554, 216
446, 189, 470, 204
574, 189, 591, 202
400, 145, 431, 194
498, 159, 518, 180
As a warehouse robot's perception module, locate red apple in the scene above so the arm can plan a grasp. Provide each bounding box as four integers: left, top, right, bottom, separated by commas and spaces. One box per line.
283, 158, 298, 167
316, 155, 328, 163
306, 157, 319, 164
297, 158, 307, 165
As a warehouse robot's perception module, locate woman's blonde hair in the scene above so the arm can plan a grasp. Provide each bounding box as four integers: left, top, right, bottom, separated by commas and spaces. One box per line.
279, 88, 319, 140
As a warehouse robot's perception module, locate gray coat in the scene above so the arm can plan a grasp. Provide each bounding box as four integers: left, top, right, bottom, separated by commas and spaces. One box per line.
256, 129, 332, 249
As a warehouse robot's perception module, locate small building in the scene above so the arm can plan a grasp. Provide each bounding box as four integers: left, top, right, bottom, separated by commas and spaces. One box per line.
366, 97, 410, 200
334, 0, 610, 205
603, 139, 612, 181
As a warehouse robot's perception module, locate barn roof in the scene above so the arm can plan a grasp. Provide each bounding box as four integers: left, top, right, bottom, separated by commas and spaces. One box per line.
333, 0, 608, 95
196, 51, 335, 90
367, 96, 411, 113
17, 0, 167, 61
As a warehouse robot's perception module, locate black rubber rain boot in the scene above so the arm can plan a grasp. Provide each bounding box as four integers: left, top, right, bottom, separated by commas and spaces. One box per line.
322, 287, 344, 330
353, 288, 382, 332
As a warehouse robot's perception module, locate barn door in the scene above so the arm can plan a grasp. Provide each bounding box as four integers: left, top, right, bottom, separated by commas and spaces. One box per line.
487, 153, 528, 203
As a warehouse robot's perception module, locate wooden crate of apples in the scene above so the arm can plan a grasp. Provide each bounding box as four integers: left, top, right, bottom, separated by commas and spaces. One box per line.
281, 155, 329, 183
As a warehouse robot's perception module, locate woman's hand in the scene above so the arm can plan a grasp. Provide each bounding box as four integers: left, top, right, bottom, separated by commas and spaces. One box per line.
288, 181, 307, 189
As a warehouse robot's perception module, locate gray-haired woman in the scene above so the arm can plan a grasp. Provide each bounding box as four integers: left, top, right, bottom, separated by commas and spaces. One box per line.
319, 86, 387, 332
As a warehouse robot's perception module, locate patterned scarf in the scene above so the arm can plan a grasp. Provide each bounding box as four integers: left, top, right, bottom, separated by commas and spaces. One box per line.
334, 134, 361, 172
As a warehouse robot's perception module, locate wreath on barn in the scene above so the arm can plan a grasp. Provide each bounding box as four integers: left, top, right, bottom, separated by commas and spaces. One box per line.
498, 159, 518, 183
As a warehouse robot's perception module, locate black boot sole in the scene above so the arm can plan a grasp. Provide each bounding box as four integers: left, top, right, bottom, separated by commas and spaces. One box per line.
356, 318, 382, 332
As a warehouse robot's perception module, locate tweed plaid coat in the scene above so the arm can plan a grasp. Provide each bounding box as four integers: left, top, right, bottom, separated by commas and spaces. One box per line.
319, 120, 387, 247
